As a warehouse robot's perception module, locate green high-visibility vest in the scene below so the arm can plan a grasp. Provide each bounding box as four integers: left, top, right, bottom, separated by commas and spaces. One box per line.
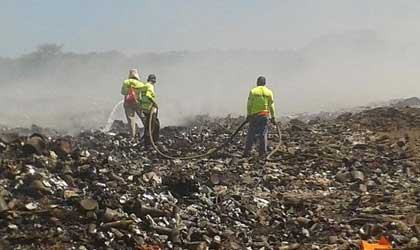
121, 79, 144, 99
139, 82, 156, 112
247, 86, 275, 116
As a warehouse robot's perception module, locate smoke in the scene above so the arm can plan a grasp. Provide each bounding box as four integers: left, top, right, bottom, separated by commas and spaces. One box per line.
0, 29, 419, 132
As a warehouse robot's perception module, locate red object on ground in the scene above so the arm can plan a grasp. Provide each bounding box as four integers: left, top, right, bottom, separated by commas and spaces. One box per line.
360, 236, 392, 250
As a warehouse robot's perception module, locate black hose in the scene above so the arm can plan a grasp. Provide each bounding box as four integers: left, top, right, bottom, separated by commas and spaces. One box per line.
147, 108, 283, 161
148, 108, 249, 160
266, 123, 282, 161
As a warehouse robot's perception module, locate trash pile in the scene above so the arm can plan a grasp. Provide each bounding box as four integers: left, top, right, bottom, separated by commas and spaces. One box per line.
391, 97, 420, 108
1, 106, 420, 250
339, 107, 420, 132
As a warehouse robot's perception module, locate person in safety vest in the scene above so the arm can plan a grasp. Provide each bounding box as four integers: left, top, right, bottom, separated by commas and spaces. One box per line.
121, 69, 144, 140
139, 74, 160, 149
244, 76, 276, 158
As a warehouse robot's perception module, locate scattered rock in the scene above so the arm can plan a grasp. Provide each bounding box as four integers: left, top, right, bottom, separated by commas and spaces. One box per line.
79, 199, 98, 211
0, 106, 419, 249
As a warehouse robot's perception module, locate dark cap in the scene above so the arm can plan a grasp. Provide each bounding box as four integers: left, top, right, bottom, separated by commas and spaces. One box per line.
257, 76, 266, 86
147, 74, 157, 83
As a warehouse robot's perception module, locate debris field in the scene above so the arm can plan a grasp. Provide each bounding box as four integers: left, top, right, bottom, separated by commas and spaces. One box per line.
0, 106, 419, 250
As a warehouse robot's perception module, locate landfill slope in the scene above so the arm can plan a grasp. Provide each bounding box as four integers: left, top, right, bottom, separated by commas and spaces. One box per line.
0, 107, 419, 250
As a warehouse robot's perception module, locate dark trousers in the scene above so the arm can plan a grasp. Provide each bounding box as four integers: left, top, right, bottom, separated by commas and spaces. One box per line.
141, 111, 160, 147
244, 115, 268, 156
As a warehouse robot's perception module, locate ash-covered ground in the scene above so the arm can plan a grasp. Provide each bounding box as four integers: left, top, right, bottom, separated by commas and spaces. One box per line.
0, 105, 420, 250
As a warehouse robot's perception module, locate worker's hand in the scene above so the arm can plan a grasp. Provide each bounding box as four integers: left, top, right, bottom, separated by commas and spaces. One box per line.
271, 117, 276, 125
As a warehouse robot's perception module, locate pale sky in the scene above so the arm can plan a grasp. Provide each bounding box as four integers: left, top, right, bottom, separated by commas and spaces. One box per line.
1, 0, 420, 129
1, 0, 420, 57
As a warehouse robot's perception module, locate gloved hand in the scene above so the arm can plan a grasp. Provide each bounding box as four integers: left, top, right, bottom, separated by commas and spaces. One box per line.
271, 117, 276, 125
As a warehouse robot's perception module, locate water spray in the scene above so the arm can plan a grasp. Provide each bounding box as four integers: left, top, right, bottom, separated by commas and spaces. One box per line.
103, 99, 124, 132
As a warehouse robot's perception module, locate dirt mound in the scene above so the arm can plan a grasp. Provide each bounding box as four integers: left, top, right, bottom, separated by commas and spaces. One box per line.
338, 107, 420, 132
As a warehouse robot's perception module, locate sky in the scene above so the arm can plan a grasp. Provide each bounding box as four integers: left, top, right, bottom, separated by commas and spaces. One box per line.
1, 0, 420, 57
1, 0, 420, 130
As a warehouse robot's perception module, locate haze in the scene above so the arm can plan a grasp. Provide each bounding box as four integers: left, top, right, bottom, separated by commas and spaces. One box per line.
1, 0, 419, 131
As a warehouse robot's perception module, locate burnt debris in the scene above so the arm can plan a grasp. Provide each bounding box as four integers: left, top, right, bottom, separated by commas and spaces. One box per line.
0, 106, 420, 249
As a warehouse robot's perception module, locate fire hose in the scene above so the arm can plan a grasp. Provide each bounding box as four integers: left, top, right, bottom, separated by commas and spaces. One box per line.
266, 122, 282, 161
147, 108, 283, 161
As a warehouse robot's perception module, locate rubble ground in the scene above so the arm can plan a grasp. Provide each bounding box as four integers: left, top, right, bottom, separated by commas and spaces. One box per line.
0, 106, 420, 250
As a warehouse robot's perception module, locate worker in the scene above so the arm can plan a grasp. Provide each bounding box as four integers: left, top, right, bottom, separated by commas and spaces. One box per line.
244, 76, 276, 158
121, 69, 144, 140
139, 74, 160, 149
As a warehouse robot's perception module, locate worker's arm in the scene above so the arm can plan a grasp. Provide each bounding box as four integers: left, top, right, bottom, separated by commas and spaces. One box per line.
247, 91, 252, 118
134, 82, 144, 101
149, 95, 158, 108
268, 91, 276, 123
121, 81, 129, 95
146, 86, 158, 108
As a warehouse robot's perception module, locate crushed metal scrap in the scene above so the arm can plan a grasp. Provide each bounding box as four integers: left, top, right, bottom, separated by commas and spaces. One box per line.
1, 106, 420, 250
